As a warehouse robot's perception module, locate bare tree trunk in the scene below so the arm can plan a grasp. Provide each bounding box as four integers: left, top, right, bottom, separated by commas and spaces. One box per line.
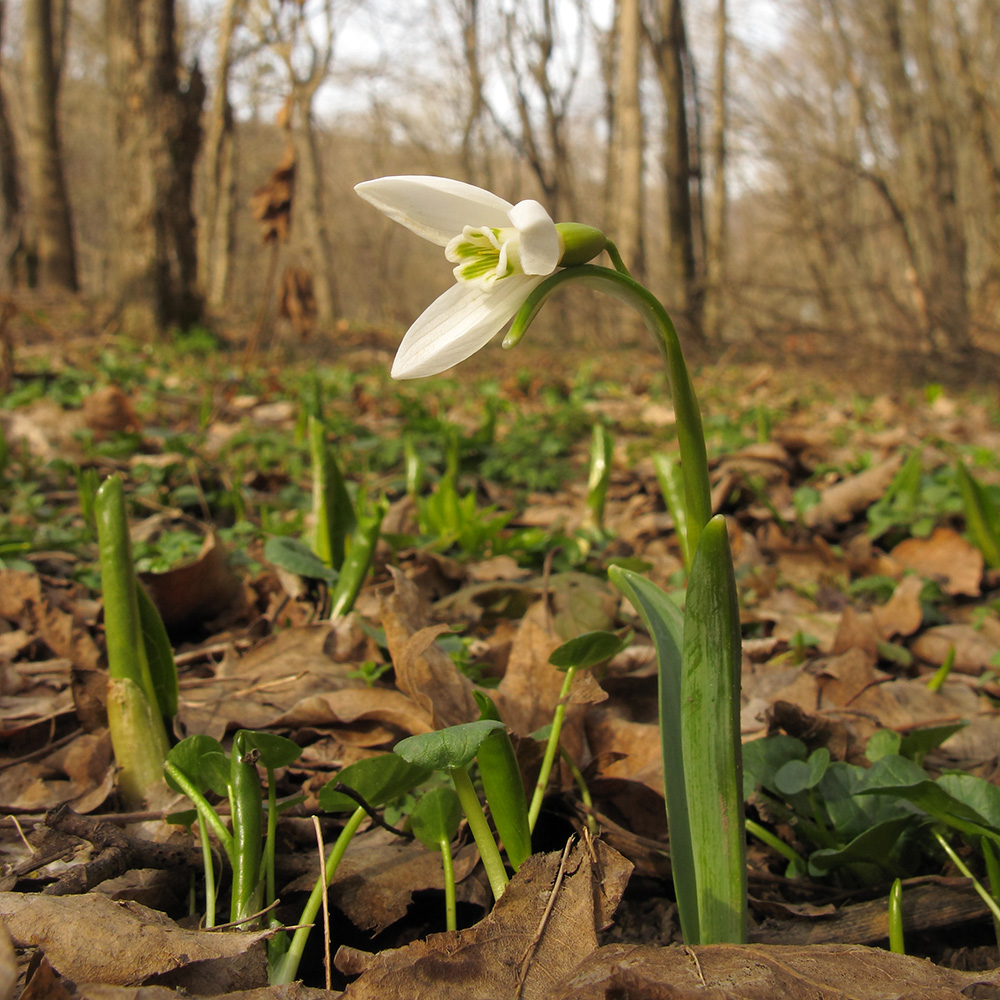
105, 0, 204, 334
648, 0, 704, 340
492, 0, 584, 220
0, 0, 24, 289
292, 93, 340, 323
877, 0, 972, 358
703, 0, 727, 340
455, 0, 491, 188
199, 0, 245, 308
22, 0, 78, 291
610, 0, 644, 278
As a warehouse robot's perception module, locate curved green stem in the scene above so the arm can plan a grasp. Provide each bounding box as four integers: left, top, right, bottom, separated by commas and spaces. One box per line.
197, 811, 217, 928
507, 265, 712, 556
603, 240, 632, 276
272, 805, 368, 985
745, 817, 804, 869
439, 837, 457, 932
163, 762, 235, 860
528, 665, 576, 832
451, 765, 509, 901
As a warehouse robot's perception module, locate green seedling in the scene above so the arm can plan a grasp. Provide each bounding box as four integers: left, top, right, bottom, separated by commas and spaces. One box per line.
742, 726, 1000, 903
96, 474, 174, 807
418, 471, 513, 557
956, 459, 1000, 568
653, 453, 690, 568
329, 497, 388, 618
583, 423, 614, 533
308, 415, 356, 571
528, 630, 627, 832
982, 837, 1000, 949
271, 753, 432, 985
394, 720, 512, 901
888, 878, 904, 954
409, 786, 463, 931
164, 730, 302, 930
474, 693, 531, 869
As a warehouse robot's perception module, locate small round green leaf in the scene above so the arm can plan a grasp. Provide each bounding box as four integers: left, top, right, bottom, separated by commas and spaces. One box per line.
548, 630, 626, 671
240, 731, 302, 769
319, 753, 432, 813
409, 786, 462, 851
165, 734, 229, 796
394, 720, 506, 771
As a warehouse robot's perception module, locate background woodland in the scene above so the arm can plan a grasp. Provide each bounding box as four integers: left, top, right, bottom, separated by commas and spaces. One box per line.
1, 0, 999, 371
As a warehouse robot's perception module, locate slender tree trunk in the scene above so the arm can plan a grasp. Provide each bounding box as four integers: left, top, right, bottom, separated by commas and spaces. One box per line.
457, 0, 491, 188
292, 94, 340, 323
0, 0, 23, 289
105, 0, 204, 334
878, 0, 972, 357
611, 0, 645, 278
22, 0, 78, 291
649, 0, 703, 339
703, 0, 727, 340
199, 0, 244, 308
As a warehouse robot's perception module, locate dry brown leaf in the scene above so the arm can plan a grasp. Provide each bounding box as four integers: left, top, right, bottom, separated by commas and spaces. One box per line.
336, 838, 632, 1000
287, 829, 484, 934
890, 526, 983, 597
804, 456, 903, 530
494, 608, 567, 737
871, 573, 924, 637
830, 607, 882, 658
548, 941, 1000, 999
81, 386, 140, 437
178, 626, 368, 738
0, 892, 268, 992
380, 576, 479, 730
21, 955, 73, 1000
0, 570, 101, 674
0, 919, 15, 1000
140, 531, 247, 633
911, 624, 1000, 674
270, 687, 433, 736
817, 647, 887, 708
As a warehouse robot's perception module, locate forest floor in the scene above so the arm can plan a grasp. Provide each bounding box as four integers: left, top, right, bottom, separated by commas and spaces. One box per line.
4, 309, 1000, 998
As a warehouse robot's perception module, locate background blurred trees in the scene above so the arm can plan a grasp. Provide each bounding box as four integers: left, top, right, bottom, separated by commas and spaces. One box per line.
1, 0, 997, 367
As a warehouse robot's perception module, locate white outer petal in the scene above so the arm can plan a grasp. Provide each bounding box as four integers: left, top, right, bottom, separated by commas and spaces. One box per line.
508, 200, 560, 275
391, 276, 545, 379
355, 176, 513, 247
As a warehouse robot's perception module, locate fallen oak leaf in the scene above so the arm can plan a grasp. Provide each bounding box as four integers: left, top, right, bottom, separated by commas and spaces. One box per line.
336, 838, 632, 1000
0, 892, 269, 992
548, 941, 1000, 999
890, 526, 983, 597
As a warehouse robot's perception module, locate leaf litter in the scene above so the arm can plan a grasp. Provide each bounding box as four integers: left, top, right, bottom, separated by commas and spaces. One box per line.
4, 340, 1000, 996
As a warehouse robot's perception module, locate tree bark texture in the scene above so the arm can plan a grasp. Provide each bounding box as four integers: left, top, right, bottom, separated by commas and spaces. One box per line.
610, 0, 645, 278
648, 0, 703, 338
105, 0, 204, 334
0, 0, 23, 288
703, 0, 727, 341
22, 0, 78, 290
198, 0, 244, 308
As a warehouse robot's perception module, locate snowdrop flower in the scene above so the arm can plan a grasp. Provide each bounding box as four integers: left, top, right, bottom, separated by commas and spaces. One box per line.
355, 175, 603, 379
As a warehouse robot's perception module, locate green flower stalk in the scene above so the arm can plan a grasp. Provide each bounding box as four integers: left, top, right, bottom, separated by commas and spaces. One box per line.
356, 176, 746, 944
96, 475, 172, 808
